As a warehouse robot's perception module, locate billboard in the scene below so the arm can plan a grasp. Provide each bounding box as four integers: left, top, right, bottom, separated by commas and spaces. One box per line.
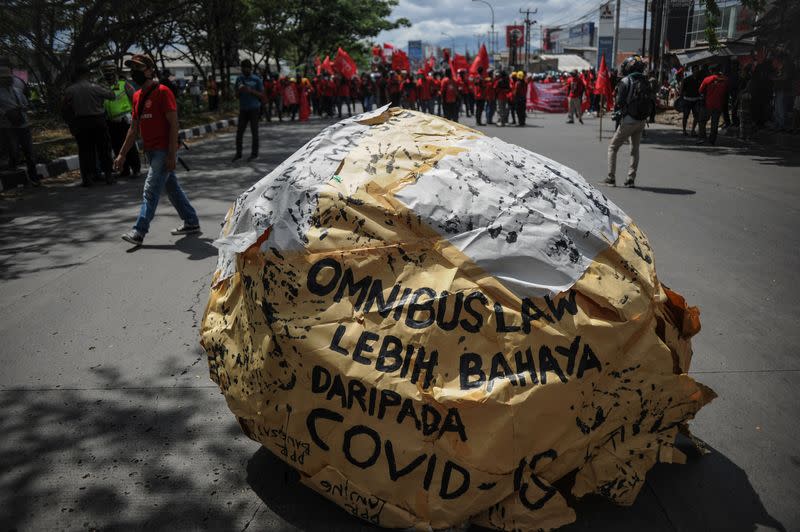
506, 25, 524, 49
569, 22, 595, 39
598, 36, 614, 70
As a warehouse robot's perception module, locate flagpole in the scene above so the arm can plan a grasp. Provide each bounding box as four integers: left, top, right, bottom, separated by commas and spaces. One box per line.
599, 94, 604, 141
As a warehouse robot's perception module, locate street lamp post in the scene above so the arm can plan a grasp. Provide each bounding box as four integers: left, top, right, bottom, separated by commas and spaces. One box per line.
441, 32, 456, 55
472, 0, 495, 59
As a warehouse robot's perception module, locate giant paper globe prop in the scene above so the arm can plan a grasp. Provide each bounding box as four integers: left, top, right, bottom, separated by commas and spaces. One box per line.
201, 107, 714, 530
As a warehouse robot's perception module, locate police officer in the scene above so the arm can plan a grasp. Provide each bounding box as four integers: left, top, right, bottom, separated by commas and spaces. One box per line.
101, 60, 141, 177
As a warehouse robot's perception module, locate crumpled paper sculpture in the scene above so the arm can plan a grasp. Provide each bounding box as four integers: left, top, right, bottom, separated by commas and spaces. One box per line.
201, 106, 715, 530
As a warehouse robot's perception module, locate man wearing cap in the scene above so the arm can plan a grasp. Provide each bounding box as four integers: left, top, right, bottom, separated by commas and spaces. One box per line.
0, 64, 39, 186
63, 64, 116, 186
114, 54, 200, 246
101, 60, 141, 178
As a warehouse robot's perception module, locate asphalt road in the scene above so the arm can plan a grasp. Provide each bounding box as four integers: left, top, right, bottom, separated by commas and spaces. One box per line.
1, 109, 797, 531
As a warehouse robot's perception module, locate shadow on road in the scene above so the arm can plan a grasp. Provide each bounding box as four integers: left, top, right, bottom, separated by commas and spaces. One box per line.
632, 185, 696, 195
0, 355, 259, 530
246, 434, 784, 532
0, 122, 325, 281
126, 235, 218, 260
642, 128, 800, 168
247, 447, 378, 531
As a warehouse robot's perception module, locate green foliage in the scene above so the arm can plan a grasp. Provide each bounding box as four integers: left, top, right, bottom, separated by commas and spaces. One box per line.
698, 0, 767, 49
0, 0, 408, 113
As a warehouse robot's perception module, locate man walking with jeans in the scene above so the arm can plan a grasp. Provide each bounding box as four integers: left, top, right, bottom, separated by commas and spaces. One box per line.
233, 60, 263, 162
115, 54, 199, 246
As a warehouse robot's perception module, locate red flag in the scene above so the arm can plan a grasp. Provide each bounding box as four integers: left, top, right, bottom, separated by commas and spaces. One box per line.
422, 55, 436, 74
449, 53, 468, 77
391, 49, 410, 72
320, 55, 333, 75
333, 47, 358, 78
383, 42, 395, 52
469, 44, 489, 76
595, 54, 614, 111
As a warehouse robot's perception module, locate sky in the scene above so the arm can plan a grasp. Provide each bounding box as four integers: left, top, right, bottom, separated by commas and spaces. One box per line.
376, 0, 648, 54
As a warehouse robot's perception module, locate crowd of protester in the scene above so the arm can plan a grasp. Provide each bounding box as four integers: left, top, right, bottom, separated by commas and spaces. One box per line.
671, 51, 799, 144
2, 49, 799, 190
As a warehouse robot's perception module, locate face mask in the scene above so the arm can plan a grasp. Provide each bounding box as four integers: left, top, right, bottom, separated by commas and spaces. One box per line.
131, 70, 147, 85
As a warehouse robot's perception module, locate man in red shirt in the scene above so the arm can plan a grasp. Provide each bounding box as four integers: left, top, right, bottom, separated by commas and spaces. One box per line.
416, 72, 433, 114
114, 54, 199, 246
484, 70, 496, 124
441, 69, 460, 122
566, 71, 585, 124
473, 67, 486, 126
698, 64, 729, 145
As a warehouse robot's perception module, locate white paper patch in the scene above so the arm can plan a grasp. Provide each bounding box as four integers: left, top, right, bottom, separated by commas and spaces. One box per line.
394, 136, 629, 297
212, 109, 387, 282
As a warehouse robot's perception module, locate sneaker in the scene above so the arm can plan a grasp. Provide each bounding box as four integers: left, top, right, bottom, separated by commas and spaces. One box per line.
623, 178, 635, 188
231, 154, 242, 162
122, 229, 144, 246
566, 120, 574, 124
171, 223, 201, 236
578, 117, 584, 124
600, 177, 616, 187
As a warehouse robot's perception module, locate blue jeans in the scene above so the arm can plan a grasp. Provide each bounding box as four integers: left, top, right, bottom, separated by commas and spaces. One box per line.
486, 100, 496, 124
363, 95, 373, 112
134, 150, 199, 234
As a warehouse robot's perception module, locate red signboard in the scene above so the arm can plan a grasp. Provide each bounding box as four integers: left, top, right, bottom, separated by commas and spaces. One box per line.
506, 25, 525, 49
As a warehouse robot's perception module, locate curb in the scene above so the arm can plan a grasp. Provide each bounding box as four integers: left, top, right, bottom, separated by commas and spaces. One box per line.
34, 117, 239, 180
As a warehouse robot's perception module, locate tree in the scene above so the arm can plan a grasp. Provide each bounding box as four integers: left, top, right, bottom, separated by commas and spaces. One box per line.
0, 0, 189, 112
742, 0, 800, 57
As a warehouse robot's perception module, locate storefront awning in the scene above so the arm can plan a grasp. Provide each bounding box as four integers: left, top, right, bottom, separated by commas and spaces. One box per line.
673, 42, 754, 65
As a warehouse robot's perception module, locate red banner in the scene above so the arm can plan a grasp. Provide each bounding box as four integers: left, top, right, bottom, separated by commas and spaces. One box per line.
506, 25, 524, 49
527, 82, 568, 113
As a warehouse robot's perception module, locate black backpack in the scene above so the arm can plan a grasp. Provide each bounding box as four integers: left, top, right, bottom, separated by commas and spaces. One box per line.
623, 73, 654, 120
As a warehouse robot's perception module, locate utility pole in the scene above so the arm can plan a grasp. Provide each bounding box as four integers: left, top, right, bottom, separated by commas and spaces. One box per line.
658, 0, 669, 84
642, 0, 648, 56
612, 0, 622, 69
519, 7, 538, 72
473, 0, 496, 60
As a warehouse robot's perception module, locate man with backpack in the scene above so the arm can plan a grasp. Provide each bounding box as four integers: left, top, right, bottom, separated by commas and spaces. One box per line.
602, 56, 654, 188
493, 70, 511, 126
114, 54, 200, 246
